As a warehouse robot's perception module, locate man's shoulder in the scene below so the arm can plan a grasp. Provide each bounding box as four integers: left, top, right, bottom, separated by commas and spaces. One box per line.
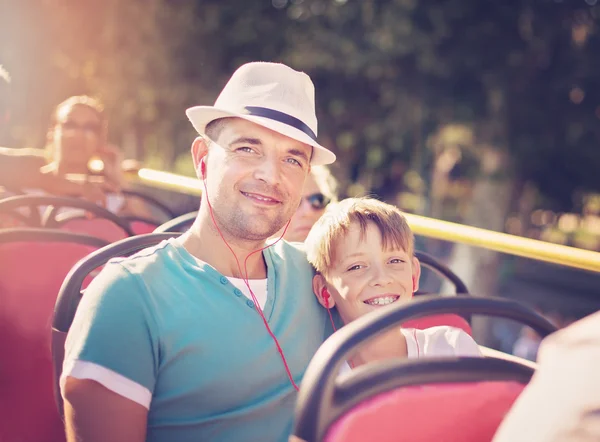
108, 238, 178, 275
83, 239, 184, 306
269, 239, 310, 265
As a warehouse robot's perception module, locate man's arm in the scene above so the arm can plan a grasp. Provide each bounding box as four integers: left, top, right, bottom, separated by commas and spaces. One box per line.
63, 378, 148, 442
61, 263, 159, 442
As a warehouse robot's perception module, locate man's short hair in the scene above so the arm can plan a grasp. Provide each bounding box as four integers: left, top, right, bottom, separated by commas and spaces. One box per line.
305, 197, 414, 275
205, 118, 229, 143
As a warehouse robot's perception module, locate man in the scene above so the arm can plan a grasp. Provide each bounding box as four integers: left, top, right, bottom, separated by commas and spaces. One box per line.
61, 62, 337, 442
492, 310, 600, 442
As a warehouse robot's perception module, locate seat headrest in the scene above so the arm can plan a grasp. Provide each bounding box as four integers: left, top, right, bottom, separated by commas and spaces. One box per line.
325, 380, 526, 442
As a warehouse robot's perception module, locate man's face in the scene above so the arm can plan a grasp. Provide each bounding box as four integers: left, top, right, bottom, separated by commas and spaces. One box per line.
52, 104, 103, 172
203, 118, 312, 241
324, 221, 420, 325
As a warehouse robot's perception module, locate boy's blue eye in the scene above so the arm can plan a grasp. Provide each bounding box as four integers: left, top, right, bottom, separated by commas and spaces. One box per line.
347, 264, 363, 271
237, 147, 255, 153
390, 258, 406, 264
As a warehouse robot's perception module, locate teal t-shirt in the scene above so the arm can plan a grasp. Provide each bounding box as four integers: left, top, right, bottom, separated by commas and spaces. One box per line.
63, 238, 336, 442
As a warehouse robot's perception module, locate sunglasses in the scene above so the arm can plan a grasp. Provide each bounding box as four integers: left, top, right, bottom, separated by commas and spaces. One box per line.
302, 193, 331, 210
60, 120, 102, 137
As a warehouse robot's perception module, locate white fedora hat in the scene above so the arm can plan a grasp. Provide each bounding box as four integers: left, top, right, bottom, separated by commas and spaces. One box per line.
186, 62, 336, 166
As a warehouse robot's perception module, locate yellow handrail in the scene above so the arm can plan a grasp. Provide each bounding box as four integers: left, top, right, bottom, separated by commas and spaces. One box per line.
131, 168, 600, 273
404, 213, 600, 273
136, 169, 202, 195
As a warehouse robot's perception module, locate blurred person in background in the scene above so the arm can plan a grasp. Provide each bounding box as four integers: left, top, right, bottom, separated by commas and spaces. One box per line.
275, 165, 338, 242
0, 95, 122, 207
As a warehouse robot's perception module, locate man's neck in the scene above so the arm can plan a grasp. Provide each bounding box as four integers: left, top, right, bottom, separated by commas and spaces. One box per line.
180, 209, 269, 279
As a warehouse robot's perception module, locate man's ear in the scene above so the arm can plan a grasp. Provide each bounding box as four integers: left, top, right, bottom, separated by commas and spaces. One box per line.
411, 256, 422, 293
191, 137, 209, 180
312, 273, 336, 309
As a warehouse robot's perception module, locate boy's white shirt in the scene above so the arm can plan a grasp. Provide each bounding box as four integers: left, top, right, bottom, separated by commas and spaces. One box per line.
339, 326, 482, 375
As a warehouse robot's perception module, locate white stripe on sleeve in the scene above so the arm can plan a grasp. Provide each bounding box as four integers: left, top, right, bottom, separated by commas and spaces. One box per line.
61, 359, 152, 409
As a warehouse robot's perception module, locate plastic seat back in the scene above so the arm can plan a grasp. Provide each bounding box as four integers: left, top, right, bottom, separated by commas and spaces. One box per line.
411, 251, 472, 330
154, 211, 197, 233
293, 295, 558, 442
324, 364, 528, 442
404, 313, 472, 335
129, 219, 159, 235
0, 229, 107, 442
59, 217, 130, 242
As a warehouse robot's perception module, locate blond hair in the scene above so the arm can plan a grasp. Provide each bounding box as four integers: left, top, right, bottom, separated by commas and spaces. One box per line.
305, 197, 414, 275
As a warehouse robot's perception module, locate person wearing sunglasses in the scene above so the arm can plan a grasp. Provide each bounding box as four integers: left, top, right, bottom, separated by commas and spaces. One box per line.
278, 165, 339, 243
0, 95, 123, 208
41, 95, 123, 201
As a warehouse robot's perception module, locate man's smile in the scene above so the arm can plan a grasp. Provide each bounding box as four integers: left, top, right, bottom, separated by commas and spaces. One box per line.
241, 191, 281, 205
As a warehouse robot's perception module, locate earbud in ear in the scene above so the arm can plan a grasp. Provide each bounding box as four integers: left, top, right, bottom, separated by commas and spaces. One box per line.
321, 287, 331, 308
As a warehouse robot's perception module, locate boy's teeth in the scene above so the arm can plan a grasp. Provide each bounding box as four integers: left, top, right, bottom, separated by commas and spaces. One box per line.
364, 296, 399, 306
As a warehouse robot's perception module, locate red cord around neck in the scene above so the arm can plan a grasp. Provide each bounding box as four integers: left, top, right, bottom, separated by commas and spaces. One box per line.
201, 174, 299, 391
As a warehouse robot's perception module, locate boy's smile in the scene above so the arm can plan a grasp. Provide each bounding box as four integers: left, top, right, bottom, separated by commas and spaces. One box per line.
320, 221, 421, 324
363, 294, 400, 306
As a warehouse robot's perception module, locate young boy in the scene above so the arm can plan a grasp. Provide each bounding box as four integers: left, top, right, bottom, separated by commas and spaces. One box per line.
305, 197, 482, 370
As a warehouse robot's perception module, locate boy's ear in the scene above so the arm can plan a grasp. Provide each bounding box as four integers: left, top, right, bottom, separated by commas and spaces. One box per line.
191, 137, 209, 180
312, 274, 336, 309
411, 256, 421, 293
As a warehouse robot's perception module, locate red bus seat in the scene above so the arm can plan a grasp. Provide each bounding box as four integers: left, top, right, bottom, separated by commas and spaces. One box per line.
129, 219, 159, 235
404, 313, 472, 336
0, 229, 107, 442
325, 376, 526, 442
59, 217, 130, 242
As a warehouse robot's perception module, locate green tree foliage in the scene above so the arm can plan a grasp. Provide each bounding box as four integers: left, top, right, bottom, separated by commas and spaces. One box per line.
2, 0, 599, 213
275, 0, 600, 211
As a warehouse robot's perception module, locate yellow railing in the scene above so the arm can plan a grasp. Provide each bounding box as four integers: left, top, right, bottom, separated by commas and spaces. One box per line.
404, 213, 600, 273
136, 169, 202, 195
131, 168, 600, 273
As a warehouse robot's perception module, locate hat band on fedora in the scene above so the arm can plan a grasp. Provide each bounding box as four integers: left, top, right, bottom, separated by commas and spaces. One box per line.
244, 106, 317, 141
